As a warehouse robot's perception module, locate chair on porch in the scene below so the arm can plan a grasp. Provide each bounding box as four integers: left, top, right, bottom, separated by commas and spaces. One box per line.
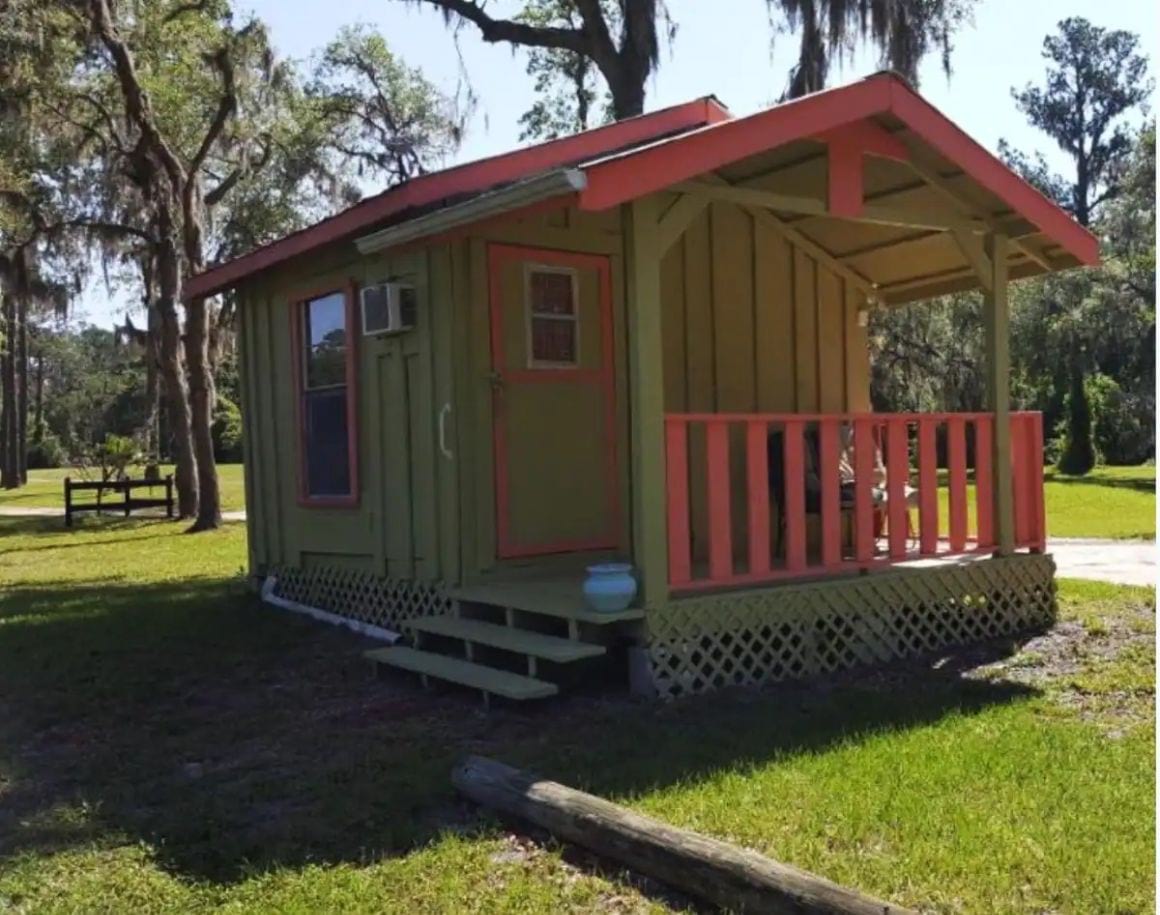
768, 424, 918, 558
766, 427, 857, 558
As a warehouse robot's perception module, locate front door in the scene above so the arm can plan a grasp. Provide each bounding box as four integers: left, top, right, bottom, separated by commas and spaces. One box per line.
488, 244, 618, 559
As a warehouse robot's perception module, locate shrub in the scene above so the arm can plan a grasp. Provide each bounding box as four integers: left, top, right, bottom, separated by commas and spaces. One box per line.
1057, 368, 1096, 475
212, 396, 244, 463
26, 433, 66, 469
1086, 373, 1154, 465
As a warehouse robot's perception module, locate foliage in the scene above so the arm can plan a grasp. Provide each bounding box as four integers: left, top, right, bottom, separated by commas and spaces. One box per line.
25, 430, 64, 469
516, 0, 618, 140
84, 432, 140, 483
776, 0, 978, 98
1085, 373, 1153, 467
308, 25, 463, 183
999, 17, 1153, 226
212, 394, 243, 463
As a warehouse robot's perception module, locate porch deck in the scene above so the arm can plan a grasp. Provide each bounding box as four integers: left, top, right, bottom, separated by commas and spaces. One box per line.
448, 579, 644, 625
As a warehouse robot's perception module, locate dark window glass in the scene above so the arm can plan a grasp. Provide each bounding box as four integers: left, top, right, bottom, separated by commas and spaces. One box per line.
304, 388, 350, 497
299, 291, 353, 499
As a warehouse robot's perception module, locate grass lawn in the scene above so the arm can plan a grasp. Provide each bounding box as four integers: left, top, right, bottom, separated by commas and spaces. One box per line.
930, 463, 1155, 541
0, 464, 246, 513
0, 520, 1153, 913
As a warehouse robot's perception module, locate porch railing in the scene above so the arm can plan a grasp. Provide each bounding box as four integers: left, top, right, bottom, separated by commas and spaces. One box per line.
664, 411, 1046, 591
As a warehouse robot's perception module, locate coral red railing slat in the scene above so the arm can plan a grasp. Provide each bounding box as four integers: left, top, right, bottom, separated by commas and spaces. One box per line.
917, 421, 938, 556
663, 411, 1046, 592
818, 421, 841, 567
886, 419, 909, 560
782, 420, 807, 573
705, 420, 732, 582
975, 416, 993, 550
664, 419, 691, 587
746, 421, 771, 578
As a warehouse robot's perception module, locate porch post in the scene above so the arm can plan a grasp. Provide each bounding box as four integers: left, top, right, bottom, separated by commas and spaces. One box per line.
983, 232, 1015, 554
625, 196, 669, 606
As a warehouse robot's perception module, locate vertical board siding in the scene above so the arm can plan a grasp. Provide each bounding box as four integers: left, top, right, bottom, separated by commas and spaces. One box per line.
753, 224, 795, 412
659, 199, 870, 565
236, 291, 264, 572
793, 249, 818, 411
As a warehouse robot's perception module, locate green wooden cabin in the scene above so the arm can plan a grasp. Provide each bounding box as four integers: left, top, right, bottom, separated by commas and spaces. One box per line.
189, 74, 1098, 702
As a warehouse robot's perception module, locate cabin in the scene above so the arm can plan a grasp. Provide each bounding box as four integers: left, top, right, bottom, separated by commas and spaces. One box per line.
187, 73, 1098, 703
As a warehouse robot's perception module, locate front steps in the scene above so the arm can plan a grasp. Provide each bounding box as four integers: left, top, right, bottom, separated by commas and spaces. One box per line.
366, 587, 641, 705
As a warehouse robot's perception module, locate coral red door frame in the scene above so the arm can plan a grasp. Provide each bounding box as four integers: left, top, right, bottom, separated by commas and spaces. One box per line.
488, 243, 619, 558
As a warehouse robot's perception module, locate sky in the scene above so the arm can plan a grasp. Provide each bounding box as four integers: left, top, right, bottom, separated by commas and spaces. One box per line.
73, 0, 1157, 326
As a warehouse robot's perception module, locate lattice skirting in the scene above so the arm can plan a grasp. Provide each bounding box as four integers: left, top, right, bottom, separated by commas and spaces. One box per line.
271, 565, 455, 631
646, 553, 1057, 700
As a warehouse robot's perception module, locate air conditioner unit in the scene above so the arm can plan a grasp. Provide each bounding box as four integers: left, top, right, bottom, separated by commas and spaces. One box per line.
361, 282, 416, 335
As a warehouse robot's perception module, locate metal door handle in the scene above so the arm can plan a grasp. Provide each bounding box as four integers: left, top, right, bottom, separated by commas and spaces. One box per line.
438, 403, 454, 460
487, 370, 505, 391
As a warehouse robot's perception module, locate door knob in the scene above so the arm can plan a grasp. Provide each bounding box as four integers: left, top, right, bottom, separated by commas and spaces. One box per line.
487, 371, 505, 391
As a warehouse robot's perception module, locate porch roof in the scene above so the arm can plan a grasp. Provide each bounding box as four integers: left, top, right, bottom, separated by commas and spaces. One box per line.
185, 73, 1097, 305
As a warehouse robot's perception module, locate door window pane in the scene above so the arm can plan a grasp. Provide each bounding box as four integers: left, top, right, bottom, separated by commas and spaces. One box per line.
528, 269, 578, 367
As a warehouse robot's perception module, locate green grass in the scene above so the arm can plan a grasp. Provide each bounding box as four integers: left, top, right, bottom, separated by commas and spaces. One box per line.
0, 520, 1153, 912
930, 463, 1155, 541
0, 464, 246, 513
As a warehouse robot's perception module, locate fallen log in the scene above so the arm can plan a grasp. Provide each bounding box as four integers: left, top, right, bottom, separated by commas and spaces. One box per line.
453, 755, 916, 915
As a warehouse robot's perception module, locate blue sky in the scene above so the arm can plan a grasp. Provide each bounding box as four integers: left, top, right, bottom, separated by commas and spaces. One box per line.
74, 0, 1156, 325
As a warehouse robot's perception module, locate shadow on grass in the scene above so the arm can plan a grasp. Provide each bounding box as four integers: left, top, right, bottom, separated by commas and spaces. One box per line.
1044, 470, 1156, 493
0, 565, 1042, 889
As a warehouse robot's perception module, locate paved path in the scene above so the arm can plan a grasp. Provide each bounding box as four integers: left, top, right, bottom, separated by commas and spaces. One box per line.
1047, 538, 1155, 588
1, 507, 1151, 586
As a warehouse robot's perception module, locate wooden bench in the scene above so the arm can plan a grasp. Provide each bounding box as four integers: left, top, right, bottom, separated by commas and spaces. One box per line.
64, 475, 174, 527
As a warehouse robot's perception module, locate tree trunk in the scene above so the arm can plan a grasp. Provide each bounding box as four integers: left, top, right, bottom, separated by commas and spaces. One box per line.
184, 295, 221, 531
16, 294, 27, 484
0, 292, 17, 489
608, 68, 646, 119
144, 304, 161, 461
32, 344, 44, 442
155, 226, 198, 518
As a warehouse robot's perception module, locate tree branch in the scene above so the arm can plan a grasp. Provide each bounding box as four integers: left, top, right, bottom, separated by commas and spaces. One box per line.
412, 0, 590, 55
188, 46, 237, 178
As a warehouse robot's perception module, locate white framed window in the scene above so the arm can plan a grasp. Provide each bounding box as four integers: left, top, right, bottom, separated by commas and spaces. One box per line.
524, 265, 579, 368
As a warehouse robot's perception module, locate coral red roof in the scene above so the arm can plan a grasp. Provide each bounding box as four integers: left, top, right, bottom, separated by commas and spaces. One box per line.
184, 96, 731, 300
186, 73, 1097, 300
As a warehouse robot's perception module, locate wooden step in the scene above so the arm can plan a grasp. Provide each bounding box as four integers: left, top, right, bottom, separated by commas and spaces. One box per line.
366, 646, 558, 700
409, 616, 606, 663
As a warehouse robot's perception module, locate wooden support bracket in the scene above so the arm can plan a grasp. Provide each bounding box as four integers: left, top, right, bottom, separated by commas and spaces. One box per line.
656, 193, 708, 253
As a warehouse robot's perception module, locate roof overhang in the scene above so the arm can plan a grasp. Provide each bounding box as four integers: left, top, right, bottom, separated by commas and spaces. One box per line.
183, 96, 730, 300
355, 169, 586, 255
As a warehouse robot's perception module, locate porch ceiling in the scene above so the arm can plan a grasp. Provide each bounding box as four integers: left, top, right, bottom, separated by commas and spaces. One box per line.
702, 129, 1070, 305
578, 74, 1098, 307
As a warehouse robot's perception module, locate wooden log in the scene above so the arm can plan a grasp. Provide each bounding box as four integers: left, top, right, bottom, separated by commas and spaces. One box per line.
452, 756, 916, 915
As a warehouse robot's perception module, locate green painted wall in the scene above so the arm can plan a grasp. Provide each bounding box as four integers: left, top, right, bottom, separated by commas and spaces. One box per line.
235, 196, 869, 589
237, 240, 458, 584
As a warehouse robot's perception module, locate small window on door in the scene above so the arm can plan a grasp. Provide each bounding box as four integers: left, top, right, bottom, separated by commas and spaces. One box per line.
526, 267, 578, 368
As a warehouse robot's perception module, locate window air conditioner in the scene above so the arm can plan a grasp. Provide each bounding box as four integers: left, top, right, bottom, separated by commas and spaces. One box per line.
361, 282, 416, 335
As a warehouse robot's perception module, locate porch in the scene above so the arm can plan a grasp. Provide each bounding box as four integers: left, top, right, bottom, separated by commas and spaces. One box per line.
663, 410, 1047, 593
